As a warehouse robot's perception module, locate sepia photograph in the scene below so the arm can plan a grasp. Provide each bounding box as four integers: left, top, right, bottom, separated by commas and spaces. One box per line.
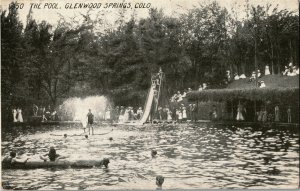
1, 0, 299, 190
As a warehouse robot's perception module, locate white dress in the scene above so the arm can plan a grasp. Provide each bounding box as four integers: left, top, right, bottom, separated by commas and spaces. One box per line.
167, 111, 172, 120
178, 111, 182, 120
177, 95, 183, 102
236, 106, 244, 121
105, 110, 111, 120
234, 75, 240, 80
123, 110, 129, 122
265, 65, 270, 75
13, 109, 17, 122
239, 74, 246, 79
182, 108, 187, 119
17, 109, 23, 122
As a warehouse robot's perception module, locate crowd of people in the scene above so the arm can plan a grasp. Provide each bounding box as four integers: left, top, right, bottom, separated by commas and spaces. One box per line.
228, 63, 299, 88
282, 62, 299, 76
101, 106, 144, 123
10, 104, 59, 123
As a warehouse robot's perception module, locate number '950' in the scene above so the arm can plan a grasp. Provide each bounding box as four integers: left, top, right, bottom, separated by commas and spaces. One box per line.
10, 3, 24, 9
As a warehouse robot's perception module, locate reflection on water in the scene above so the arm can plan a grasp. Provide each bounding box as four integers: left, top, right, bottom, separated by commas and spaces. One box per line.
1, 124, 299, 189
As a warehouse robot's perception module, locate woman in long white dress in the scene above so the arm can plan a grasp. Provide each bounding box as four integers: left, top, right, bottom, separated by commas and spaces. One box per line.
265, 65, 270, 75
167, 109, 172, 121
12, 108, 17, 122
236, 104, 244, 121
105, 108, 111, 121
17, 108, 23, 122
182, 106, 187, 121
123, 108, 129, 122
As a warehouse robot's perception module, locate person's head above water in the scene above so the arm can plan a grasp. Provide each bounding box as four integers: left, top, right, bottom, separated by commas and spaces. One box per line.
102, 158, 110, 168
63, 134, 67, 138
151, 150, 157, 157
48, 147, 57, 161
89, 109, 91, 112
156, 175, 164, 187
85, 135, 88, 139
10, 151, 16, 158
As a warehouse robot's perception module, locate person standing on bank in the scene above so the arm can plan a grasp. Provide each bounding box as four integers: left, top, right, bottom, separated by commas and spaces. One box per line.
274, 105, 280, 122
236, 102, 245, 121
12, 107, 17, 122
287, 106, 292, 123
17, 108, 23, 122
87, 109, 94, 135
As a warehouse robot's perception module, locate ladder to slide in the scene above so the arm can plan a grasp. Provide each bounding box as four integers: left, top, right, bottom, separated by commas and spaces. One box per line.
138, 69, 164, 125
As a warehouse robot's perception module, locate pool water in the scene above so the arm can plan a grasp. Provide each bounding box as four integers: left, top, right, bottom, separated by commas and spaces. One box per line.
1, 124, 299, 190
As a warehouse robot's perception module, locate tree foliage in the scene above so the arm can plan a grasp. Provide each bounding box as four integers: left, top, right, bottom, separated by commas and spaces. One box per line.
1, 1, 299, 118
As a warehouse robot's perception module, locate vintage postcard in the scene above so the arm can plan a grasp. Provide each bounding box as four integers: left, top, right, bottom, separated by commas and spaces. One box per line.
1, 0, 299, 190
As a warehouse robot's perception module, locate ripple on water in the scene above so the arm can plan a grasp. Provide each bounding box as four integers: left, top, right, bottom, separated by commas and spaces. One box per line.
1, 124, 299, 189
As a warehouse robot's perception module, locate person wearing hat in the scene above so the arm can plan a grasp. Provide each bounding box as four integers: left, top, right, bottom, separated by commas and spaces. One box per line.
187, 88, 192, 93
202, 83, 208, 89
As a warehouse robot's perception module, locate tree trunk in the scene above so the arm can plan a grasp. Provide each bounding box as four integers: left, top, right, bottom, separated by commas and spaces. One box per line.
289, 39, 293, 63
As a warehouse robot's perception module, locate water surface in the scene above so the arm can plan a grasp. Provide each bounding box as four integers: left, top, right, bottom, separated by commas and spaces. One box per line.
1, 123, 299, 189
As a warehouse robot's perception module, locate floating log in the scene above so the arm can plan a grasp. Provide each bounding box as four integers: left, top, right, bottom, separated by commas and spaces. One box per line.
2, 159, 109, 169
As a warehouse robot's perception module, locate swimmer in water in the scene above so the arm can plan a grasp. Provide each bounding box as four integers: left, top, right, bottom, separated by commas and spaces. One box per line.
2, 151, 29, 168
156, 175, 164, 190
40, 147, 66, 162
85, 135, 88, 139
64, 134, 67, 138
151, 150, 157, 158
